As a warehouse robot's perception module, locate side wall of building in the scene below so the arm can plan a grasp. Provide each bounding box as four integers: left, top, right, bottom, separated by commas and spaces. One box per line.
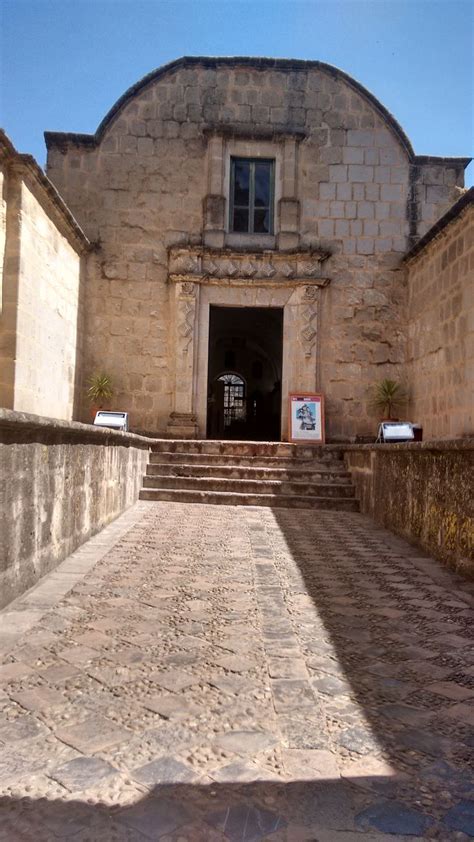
0, 165, 6, 311
0, 145, 87, 420
14, 179, 85, 418
0, 157, 19, 407
407, 204, 474, 439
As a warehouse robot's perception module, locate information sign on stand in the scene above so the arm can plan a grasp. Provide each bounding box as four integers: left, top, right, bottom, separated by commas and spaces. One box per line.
288, 393, 325, 444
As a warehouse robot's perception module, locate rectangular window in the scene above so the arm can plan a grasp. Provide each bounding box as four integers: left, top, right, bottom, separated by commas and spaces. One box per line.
230, 158, 274, 234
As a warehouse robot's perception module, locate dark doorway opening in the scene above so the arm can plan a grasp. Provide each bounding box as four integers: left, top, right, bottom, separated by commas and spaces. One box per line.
207, 306, 283, 441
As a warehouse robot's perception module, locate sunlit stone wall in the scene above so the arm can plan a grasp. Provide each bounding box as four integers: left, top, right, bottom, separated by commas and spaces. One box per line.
406, 196, 474, 439
45, 58, 468, 438
0, 134, 88, 420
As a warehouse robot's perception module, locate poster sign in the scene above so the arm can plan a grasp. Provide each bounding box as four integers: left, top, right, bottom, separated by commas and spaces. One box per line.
289, 393, 325, 444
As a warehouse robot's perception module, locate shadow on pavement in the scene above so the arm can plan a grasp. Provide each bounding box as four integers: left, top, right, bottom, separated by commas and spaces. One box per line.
1, 505, 473, 840
266, 507, 474, 837
0, 775, 453, 840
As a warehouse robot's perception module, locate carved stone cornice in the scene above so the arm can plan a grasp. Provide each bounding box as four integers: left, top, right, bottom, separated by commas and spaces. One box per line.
168, 247, 331, 287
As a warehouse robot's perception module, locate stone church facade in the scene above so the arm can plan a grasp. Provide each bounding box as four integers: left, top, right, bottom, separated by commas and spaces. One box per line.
2, 57, 472, 440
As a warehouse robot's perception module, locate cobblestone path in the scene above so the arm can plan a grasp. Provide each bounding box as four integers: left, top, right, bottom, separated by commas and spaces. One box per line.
1, 502, 473, 841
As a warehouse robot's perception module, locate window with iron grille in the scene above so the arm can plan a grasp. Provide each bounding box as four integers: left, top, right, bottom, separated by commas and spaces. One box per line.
229, 158, 274, 234
218, 373, 246, 428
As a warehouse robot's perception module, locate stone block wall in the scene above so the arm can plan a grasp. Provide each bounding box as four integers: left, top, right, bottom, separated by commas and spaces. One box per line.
344, 441, 474, 577
0, 133, 88, 421
0, 165, 6, 310
45, 57, 468, 439
406, 198, 473, 438
0, 410, 151, 609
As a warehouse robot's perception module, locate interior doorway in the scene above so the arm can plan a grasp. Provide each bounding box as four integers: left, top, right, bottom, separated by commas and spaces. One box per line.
206, 306, 283, 440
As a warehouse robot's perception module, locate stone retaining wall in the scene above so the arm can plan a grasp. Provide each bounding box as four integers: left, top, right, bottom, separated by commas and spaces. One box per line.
344, 440, 474, 577
0, 410, 151, 608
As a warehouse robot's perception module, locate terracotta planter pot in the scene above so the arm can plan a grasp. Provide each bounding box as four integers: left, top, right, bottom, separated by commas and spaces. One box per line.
90, 403, 110, 421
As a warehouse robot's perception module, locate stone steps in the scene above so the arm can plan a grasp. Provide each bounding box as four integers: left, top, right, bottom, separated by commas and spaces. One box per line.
151, 439, 342, 459
139, 487, 359, 510
148, 452, 340, 468
143, 475, 356, 498
146, 462, 352, 483
140, 439, 359, 511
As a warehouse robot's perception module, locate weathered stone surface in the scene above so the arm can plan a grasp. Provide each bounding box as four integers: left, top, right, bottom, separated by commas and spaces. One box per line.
118, 797, 192, 837
407, 200, 474, 440
336, 726, 380, 755
0, 410, 150, 609
312, 674, 350, 697
214, 730, 278, 756
0, 500, 473, 840
278, 713, 331, 750
55, 715, 132, 753
50, 756, 119, 792
0, 715, 48, 743
209, 760, 269, 783
39, 59, 468, 443
345, 440, 474, 577
214, 655, 256, 673
271, 679, 316, 712
132, 755, 197, 785
0, 134, 87, 424
0, 662, 36, 683
267, 657, 308, 679
142, 694, 200, 720
148, 668, 197, 692
355, 801, 433, 835
9, 686, 61, 712
205, 804, 286, 841
443, 799, 474, 835
281, 748, 339, 780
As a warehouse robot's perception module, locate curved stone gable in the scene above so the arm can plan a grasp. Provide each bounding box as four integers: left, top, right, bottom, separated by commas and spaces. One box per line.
46, 56, 414, 158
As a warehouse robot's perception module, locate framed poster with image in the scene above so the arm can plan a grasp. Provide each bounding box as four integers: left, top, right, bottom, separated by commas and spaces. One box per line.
289, 393, 325, 444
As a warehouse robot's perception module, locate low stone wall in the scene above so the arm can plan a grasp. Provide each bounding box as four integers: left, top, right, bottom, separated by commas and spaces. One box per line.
0, 410, 151, 609
344, 440, 474, 577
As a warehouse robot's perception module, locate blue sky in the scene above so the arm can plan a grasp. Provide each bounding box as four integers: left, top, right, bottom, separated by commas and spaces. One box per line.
1, 0, 473, 185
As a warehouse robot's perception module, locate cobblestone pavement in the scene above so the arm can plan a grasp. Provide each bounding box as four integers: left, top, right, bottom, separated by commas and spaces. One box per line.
1, 502, 474, 841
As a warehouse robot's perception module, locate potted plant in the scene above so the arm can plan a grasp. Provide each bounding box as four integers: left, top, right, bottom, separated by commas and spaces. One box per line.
86, 372, 113, 421
369, 378, 407, 421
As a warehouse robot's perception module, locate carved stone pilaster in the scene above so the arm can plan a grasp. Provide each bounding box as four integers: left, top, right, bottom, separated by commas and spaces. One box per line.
167, 281, 199, 438
300, 285, 320, 358
177, 282, 197, 356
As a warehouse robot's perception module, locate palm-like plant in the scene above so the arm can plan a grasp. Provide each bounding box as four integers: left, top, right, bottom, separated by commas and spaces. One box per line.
86, 373, 113, 405
370, 378, 407, 420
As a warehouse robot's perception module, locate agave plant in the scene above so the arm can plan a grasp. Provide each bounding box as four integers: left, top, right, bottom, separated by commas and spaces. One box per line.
370, 378, 407, 420
86, 372, 113, 405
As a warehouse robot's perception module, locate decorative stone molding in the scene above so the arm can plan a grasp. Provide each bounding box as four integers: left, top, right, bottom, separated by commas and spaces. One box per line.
177, 282, 197, 355
169, 247, 331, 287
167, 411, 198, 438
300, 285, 320, 357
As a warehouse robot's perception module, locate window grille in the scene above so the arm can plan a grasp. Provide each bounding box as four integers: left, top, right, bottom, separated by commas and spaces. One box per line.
217, 373, 246, 428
